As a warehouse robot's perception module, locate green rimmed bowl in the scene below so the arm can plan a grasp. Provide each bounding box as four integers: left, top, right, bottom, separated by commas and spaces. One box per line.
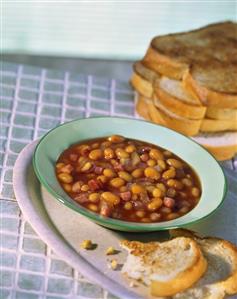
33, 117, 227, 232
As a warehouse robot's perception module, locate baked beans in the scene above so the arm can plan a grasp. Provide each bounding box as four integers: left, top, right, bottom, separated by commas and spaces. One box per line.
55, 135, 201, 222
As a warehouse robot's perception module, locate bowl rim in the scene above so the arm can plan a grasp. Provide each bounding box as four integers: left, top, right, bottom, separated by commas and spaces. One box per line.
33, 116, 227, 231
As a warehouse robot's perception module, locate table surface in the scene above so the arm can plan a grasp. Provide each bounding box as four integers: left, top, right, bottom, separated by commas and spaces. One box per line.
0, 61, 236, 299
2, 55, 134, 81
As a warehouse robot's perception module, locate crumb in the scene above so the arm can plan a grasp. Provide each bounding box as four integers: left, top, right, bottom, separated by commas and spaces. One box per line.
106, 246, 116, 255
81, 240, 94, 250
109, 259, 118, 270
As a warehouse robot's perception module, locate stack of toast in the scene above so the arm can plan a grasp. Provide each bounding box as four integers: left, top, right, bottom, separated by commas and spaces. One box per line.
131, 22, 237, 161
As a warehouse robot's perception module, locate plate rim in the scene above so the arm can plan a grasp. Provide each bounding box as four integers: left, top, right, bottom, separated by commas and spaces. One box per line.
33, 116, 227, 231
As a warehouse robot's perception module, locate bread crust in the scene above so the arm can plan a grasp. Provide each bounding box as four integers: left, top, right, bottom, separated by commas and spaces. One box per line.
121, 237, 208, 297
135, 96, 151, 120
206, 107, 237, 121
130, 72, 153, 98
194, 144, 237, 161
192, 135, 237, 161
183, 71, 237, 109
169, 229, 237, 297
158, 73, 202, 105
133, 62, 202, 106
214, 240, 237, 295
151, 252, 207, 297
146, 97, 202, 136
200, 118, 237, 133
143, 46, 188, 80
145, 22, 237, 94
154, 87, 206, 120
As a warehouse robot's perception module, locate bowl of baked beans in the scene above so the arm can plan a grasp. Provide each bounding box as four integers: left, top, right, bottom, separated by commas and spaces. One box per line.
33, 117, 226, 231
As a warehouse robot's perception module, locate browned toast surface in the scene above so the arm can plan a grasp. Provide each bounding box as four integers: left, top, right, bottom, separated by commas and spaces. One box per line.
145, 22, 237, 93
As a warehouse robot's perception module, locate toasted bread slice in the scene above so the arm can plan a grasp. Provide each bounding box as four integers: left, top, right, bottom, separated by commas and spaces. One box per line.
146, 96, 202, 136
136, 96, 152, 121
169, 229, 237, 299
133, 61, 159, 83
147, 101, 200, 136
131, 62, 160, 98
136, 97, 237, 160
144, 96, 236, 134
157, 75, 202, 105
136, 95, 151, 120
143, 22, 237, 92
133, 62, 201, 105
143, 46, 188, 80
121, 237, 207, 297
206, 107, 237, 121
200, 118, 237, 133
192, 132, 237, 161
183, 71, 237, 109
130, 72, 154, 98
191, 62, 237, 96
143, 22, 237, 108
154, 87, 206, 120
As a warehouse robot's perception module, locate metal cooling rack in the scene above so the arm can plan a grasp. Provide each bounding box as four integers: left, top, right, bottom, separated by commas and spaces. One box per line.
0, 62, 236, 299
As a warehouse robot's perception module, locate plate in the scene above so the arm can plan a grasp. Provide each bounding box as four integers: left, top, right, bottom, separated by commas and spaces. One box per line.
33, 117, 227, 231
13, 141, 237, 299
